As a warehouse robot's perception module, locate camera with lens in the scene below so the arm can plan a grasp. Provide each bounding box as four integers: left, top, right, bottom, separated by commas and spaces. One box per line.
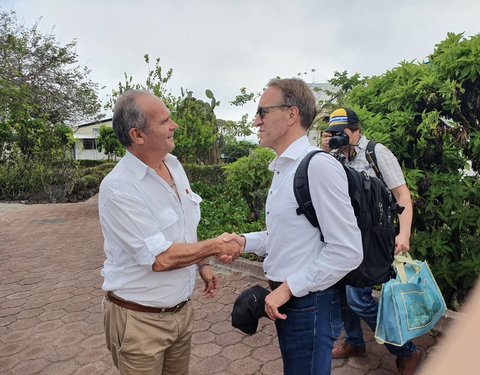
328, 131, 350, 149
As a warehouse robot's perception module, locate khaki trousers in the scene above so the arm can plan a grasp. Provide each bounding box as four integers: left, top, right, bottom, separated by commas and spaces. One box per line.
102, 296, 193, 375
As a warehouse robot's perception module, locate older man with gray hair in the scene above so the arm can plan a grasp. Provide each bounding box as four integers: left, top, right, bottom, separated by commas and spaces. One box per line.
99, 90, 242, 374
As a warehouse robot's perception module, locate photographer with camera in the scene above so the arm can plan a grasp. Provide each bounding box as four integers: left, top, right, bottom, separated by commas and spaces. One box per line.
321, 108, 422, 375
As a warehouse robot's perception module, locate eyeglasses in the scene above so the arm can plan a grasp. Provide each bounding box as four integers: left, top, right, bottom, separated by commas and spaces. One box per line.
255, 105, 292, 120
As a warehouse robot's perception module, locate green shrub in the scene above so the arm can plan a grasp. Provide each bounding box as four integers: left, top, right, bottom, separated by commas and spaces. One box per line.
77, 159, 112, 167
93, 161, 118, 171
0, 153, 79, 201
223, 148, 275, 221
184, 164, 225, 185
71, 176, 88, 193
191, 181, 265, 241
335, 33, 480, 307
82, 174, 100, 189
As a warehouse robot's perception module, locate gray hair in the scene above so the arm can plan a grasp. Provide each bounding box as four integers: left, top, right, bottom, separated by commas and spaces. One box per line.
112, 90, 152, 147
267, 78, 317, 130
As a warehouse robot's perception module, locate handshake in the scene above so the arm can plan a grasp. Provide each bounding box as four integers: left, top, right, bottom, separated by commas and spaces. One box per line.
215, 232, 246, 263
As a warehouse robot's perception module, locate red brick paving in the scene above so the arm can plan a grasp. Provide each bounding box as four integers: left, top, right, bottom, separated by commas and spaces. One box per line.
0, 196, 439, 374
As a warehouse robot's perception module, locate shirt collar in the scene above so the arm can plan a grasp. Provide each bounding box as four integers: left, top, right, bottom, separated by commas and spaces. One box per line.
356, 135, 369, 152
269, 136, 312, 171
123, 150, 179, 180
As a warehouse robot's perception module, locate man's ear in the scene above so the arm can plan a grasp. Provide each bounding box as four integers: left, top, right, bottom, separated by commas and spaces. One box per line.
287, 106, 300, 126
129, 127, 145, 145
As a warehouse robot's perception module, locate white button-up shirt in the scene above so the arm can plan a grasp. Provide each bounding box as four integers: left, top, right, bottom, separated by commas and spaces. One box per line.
244, 136, 362, 297
99, 151, 202, 307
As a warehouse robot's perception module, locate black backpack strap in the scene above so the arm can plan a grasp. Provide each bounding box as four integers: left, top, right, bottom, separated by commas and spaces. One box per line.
293, 150, 324, 228
365, 141, 404, 215
365, 140, 384, 181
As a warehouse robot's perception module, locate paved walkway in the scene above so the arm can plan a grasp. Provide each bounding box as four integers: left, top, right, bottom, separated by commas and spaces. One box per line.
0, 196, 440, 374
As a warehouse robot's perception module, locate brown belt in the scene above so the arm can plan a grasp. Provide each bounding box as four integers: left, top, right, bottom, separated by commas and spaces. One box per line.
106, 292, 189, 313
268, 280, 281, 291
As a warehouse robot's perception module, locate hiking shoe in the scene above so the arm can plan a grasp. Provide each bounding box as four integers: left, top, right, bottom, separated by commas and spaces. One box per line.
396, 347, 425, 375
332, 341, 366, 358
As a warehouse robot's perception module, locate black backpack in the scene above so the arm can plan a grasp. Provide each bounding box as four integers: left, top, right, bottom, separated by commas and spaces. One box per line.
294, 141, 404, 287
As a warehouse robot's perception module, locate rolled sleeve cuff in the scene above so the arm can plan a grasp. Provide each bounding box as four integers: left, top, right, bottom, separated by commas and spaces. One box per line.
137, 232, 172, 265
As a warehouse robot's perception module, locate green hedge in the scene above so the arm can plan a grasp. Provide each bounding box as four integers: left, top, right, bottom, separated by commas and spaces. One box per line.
191, 181, 265, 242
77, 159, 114, 167
183, 164, 225, 185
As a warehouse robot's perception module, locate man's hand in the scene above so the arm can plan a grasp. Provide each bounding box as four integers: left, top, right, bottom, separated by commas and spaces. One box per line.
215, 232, 243, 263
264, 282, 292, 321
321, 131, 332, 152
395, 232, 410, 255
198, 265, 219, 298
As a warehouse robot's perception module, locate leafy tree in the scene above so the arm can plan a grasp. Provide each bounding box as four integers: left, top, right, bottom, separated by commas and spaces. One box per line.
229, 87, 262, 138
322, 32, 480, 307
0, 117, 79, 200
108, 55, 253, 164
96, 126, 125, 160
105, 54, 179, 112
315, 71, 368, 117
223, 148, 275, 221
221, 139, 257, 162
171, 92, 216, 164
0, 10, 101, 125
11, 118, 74, 157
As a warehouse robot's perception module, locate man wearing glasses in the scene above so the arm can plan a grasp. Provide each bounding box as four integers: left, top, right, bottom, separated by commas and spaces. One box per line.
235, 78, 362, 374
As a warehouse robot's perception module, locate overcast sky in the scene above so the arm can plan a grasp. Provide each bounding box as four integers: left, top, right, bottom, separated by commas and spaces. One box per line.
2, 0, 480, 125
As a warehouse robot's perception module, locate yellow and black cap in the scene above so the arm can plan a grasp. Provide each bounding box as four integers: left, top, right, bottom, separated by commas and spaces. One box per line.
326, 108, 359, 132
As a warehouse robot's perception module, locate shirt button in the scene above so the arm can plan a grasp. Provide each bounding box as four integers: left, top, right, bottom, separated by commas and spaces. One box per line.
265, 253, 268, 257
277, 171, 280, 174
266, 211, 269, 215
264, 271, 267, 275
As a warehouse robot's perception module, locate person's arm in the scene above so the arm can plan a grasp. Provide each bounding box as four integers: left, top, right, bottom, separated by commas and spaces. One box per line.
196, 258, 219, 298
152, 233, 242, 271
242, 231, 268, 257
374, 144, 413, 255
391, 184, 413, 254
100, 192, 242, 272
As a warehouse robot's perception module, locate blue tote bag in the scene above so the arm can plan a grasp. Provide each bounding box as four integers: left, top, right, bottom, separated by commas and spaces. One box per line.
375, 254, 447, 346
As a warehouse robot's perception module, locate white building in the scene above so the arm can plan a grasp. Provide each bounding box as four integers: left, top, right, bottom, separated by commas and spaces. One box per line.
71, 118, 112, 160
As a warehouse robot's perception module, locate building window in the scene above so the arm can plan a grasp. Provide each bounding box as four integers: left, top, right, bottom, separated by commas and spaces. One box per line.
83, 139, 97, 150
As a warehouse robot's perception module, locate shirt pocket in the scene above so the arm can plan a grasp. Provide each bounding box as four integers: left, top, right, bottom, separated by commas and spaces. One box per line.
155, 207, 179, 230
186, 191, 202, 226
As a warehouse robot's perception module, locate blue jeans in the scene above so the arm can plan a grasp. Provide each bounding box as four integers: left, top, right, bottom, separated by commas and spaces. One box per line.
343, 285, 417, 357
275, 287, 343, 375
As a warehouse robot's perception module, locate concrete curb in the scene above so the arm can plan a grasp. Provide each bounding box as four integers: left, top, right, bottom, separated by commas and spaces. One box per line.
211, 257, 462, 337
211, 257, 266, 279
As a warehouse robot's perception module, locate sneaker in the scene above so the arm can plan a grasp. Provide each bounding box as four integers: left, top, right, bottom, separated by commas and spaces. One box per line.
396, 347, 425, 375
332, 341, 366, 359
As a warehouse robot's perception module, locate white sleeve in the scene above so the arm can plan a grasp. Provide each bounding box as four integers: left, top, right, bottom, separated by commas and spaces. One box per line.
99, 191, 174, 266
243, 231, 268, 257
375, 144, 406, 189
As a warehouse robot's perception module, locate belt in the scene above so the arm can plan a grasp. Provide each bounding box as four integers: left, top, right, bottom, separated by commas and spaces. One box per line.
106, 292, 189, 313
268, 280, 282, 291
